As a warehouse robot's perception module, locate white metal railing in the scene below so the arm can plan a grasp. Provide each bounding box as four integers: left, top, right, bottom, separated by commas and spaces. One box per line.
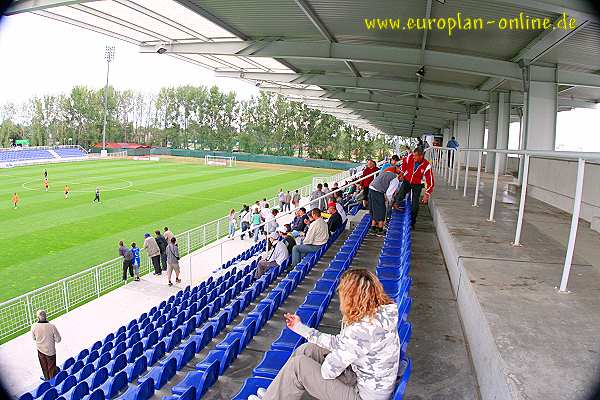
0, 164, 360, 343
426, 145, 600, 293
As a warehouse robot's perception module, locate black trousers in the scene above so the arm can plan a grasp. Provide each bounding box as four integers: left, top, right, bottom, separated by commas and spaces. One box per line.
151, 255, 161, 274
240, 221, 250, 239
394, 180, 424, 226
122, 259, 133, 280
160, 252, 167, 271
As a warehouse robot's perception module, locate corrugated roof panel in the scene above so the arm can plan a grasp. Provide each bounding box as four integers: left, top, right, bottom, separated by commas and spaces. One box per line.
288, 59, 355, 74
49, 5, 157, 42
178, 0, 322, 39
559, 86, 600, 102
537, 22, 600, 73
84, 1, 195, 40
131, 0, 237, 39
252, 57, 293, 71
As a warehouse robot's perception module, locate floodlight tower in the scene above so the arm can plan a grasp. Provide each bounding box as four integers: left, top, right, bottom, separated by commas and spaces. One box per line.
101, 45, 115, 153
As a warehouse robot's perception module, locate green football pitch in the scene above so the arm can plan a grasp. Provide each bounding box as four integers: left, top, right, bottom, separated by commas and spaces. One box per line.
0, 158, 335, 302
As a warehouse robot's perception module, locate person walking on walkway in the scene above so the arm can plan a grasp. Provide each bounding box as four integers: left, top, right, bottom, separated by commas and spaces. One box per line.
31, 310, 62, 381
292, 190, 301, 209
155, 230, 168, 271
285, 190, 292, 212
144, 233, 161, 275
248, 269, 399, 400
166, 237, 181, 286
228, 208, 237, 239
251, 208, 262, 242
446, 136, 459, 167
310, 183, 326, 211
291, 208, 329, 267
394, 147, 435, 228
119, 241, 133, 282
240, 205, 251, 240
131, 242, 140, 281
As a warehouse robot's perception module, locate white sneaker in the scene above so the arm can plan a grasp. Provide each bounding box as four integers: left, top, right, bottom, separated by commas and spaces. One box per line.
257, 388, 267, 398
248, 396, 261, 400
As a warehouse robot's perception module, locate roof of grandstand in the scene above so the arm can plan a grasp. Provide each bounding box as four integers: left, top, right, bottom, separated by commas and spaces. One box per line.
93, 143, 151, 149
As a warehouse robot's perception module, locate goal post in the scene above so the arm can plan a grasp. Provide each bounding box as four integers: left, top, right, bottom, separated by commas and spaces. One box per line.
205, 155, 236, 167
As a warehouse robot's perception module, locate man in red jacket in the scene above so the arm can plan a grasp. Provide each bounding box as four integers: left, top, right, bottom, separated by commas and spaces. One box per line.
361, 159, 378, 208
393, 147, 435, 228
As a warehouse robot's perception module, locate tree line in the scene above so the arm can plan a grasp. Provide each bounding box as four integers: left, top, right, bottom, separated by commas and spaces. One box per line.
0, 85, 409, 161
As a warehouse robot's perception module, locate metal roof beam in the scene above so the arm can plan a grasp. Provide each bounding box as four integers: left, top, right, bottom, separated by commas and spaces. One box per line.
4, 0, 93, 15
259, 86, 468, 114
217, 71, 488, 103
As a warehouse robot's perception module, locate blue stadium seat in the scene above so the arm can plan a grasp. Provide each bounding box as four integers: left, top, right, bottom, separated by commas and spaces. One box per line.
224, 298, 241, 323
48, 370, 68, 387
75, 364, 94, 382
124, 342, 143, 363
86, 351, 99, 366
142, 356, 175, 390
82, 367, 108, 392
98, 370, 127, 399
57, 376, 77, 395
244, 305, 269, 334
144, 340, 165, 367
252, 350, 292, 379
61, 381, 88, 400
191, 324, 214, 353
77, 349, 89, 362
392, 358, 412, 399
66, 360, 84, 377
40, 388, 58, 400
196, 306, 209, 326
26, 381, 51, 399
106, 354, 127, 376
90, 342, 102, 353
295, 308, 317, 328
169, 341, 196, 370
208, 310, 228, 336
172, 360, 218, 399
217, 319, 255, 352
92, 352, 111, 371
124, 355, 147, 382
116, 375, 154, 400
231, 377, 273, 400
271, 329, 305, 352
196, 338, 240, 375
166, 328, 183, 352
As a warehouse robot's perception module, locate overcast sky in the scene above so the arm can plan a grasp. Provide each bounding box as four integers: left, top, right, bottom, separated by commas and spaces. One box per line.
0, 12, 598, 152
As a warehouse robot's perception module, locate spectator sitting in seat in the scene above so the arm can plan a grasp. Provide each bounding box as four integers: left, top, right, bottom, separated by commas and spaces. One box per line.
31, 310, 62, 381
255, 232, 289, 278
267, 208, 279, 235
279, 225, 296, 255
291, 207, 310, 238
291, 208, 329, 266
331, 196, 347, 224
326, 202, 343, 234
248, 269, 400, 400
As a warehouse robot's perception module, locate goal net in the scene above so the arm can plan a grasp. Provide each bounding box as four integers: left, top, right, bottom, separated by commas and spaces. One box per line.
205, 155, 236, 167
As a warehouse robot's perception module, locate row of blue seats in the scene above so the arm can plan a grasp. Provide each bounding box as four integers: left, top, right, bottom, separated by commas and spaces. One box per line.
232, 215, 372, 399
379, 203, 413, 399
54, 148, 87, 158
21, 242, 267, 400
161, 223, 349, 400
0, 149, 54, 161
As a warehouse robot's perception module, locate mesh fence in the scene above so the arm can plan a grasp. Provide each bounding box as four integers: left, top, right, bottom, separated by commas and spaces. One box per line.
0, 165, 357, 343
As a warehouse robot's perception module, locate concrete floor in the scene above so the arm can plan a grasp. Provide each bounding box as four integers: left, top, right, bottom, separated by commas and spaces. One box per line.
430, 172, 600, 400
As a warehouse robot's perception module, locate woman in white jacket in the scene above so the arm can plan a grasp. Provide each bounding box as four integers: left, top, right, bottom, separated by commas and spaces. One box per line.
250, 269, 400, 400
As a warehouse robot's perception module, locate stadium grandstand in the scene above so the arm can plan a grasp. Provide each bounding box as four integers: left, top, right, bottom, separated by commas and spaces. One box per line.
0, 146, 88, 168
1, 1, 600, 400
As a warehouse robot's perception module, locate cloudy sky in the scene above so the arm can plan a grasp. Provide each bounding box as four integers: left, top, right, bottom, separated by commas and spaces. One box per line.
0, 12, 598, 152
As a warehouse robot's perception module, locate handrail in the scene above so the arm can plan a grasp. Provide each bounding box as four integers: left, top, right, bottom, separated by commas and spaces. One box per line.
425, 145, 594, 293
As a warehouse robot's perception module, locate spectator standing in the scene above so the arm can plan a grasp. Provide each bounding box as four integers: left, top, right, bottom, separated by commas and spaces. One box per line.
267, 209, 279, 235
446, 136, 460, 167
322, 182, 331, 201
361, 159, 378, 209
285, 190, 292, 212
379, 154, 400, 172
119, 241, 133, 282
144, 233, 162, 275
394, 147, 435, 228
278, 189, 286, 210
326, 203, 343, 234
163, 227, 175, 243
228, 208, 237, 239
255, 232, 289, 278
31, 310, 61, 381
260, 203, 272, 234
155, 230, 168, 271
291, 208, 329, 266
252, 200, 261, 214
166, 237, 181, 286
292, 190, 301, 209
131, 242, 140, 281
369, 166, 399, 235
251, 208, 262, 242
259, 198, 267, 208
240, 205, 251, 240
310, 183, 326, 211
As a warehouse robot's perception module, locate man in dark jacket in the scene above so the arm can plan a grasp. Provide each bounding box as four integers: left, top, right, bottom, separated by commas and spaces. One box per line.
326, 203, 343, 234
119, 241, 133, 282
291, 207, 310, 237
154, 230, 168, 271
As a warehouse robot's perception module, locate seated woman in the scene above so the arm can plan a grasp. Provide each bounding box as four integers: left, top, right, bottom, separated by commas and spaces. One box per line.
249, 269, 400, 400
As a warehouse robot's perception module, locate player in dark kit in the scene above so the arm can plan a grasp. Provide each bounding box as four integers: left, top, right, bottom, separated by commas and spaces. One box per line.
93, 187, 101, 203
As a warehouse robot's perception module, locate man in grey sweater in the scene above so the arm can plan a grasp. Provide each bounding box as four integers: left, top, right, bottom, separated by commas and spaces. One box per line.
31, 310, 61, 380
369, 166, 399, 235
119, 240, 133, 282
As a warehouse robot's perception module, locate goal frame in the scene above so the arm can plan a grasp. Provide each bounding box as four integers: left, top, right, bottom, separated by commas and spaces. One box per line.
205, 155, 236, 167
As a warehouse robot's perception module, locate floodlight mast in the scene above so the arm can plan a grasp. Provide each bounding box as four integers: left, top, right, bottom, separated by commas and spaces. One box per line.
101, 46, 115, 151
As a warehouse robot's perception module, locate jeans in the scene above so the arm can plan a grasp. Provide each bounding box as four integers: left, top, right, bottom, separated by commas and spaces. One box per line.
228, 222, 236, 237
394, 180, 424, 227
252, 224, 260, 242
291, 244, 321, 266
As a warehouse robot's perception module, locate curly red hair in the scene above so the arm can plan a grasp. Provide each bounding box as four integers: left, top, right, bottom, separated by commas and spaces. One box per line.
338, 269, 393, 325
